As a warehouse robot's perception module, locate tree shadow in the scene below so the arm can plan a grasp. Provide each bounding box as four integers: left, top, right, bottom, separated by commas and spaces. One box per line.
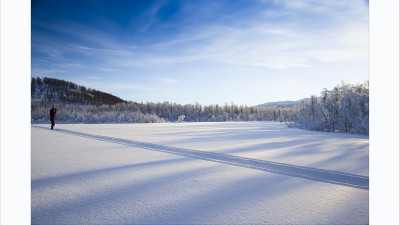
32, 125, 369, 190
32, 157, 191, 192
32, 160, 222, 224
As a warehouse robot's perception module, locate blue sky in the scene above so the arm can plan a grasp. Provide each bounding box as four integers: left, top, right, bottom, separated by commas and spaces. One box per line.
31, 0, 369, 106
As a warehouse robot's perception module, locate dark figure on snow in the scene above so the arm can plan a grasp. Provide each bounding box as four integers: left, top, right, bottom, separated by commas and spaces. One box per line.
49, 107, 58, 130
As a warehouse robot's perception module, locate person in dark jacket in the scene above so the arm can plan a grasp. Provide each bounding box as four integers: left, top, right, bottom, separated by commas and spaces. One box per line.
49, 107, 58, 130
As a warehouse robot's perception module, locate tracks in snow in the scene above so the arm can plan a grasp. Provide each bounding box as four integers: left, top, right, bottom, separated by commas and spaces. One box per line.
33, 125, 369, 190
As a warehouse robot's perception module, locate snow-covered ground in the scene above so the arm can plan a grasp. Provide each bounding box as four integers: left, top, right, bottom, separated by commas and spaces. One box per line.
31, 122, 369, 224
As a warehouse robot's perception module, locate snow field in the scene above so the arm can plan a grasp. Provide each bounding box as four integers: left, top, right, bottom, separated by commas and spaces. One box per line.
31, 122, 368, 224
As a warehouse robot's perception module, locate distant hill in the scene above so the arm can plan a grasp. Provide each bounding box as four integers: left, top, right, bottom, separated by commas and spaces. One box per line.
31, 77, 126, 106
257, 99, 305, 109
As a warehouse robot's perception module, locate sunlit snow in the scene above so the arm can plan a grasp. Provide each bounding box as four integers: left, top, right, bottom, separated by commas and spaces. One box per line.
31, 122, 368, 224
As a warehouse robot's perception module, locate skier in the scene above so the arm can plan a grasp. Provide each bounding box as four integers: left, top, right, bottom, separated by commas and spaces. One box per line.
49, 106, 58, 130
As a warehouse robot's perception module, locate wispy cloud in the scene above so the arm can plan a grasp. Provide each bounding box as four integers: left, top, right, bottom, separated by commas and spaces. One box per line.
69, 43, 132, 57
154, 78, 178, 83
32, 0, 368, 71
31, 68, 67, 77
87, 76, 101, 80
56, 63, 84, 68
98, 0, 367, 70
70, 44, 93, 50
99, 68, 120, 72
72, 79, 158, 93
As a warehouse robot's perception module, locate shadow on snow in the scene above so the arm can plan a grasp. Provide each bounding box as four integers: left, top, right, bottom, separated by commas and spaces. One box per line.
32, 125, 369, 190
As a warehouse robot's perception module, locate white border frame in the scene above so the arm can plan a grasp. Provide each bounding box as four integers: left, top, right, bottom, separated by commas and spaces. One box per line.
1, 0, 399, 224
1, 0, 31, 224
370, 0, 400, 224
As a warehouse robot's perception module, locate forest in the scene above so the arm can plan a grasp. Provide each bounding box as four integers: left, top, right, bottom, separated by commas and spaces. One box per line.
31, 77, 369, 135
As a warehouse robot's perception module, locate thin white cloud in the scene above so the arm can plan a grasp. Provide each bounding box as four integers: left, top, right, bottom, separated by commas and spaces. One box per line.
155, 78, 178, 83
56, 63, 84, 68
31, 68, 67, 76
70, 44, 93, 50
72, 79, 158, 93
69, 43, 132, 56
33, 21, 115, 48
32, 43, 64, 58
99, 68, 120, 72
87, 76, 101, 80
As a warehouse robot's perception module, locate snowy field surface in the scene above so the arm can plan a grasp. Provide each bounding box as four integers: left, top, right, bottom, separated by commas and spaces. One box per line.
31, 122, 369, 224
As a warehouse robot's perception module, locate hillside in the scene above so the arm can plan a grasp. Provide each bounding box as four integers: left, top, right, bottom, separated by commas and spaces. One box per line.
31, 77, 126, 106
257, 99, 303, 109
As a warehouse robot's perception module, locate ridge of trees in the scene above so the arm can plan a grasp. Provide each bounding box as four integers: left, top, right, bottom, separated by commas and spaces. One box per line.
31, 77, 126, 106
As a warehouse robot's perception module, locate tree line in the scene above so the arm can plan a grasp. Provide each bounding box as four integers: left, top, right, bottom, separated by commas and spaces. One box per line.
31, 77, 368, 135
31, 100, 289, 124
290, 81, 369, 134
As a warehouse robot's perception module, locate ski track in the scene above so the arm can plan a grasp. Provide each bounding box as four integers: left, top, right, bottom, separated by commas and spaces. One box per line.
32, 125, 369, 190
